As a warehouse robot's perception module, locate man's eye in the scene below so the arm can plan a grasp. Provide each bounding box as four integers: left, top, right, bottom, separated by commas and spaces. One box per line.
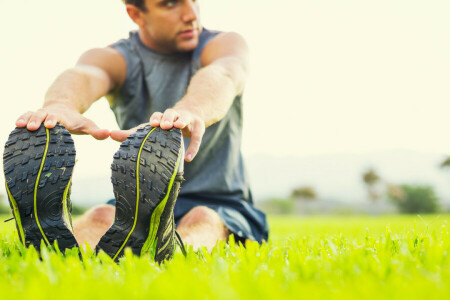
165, 0, 176, 7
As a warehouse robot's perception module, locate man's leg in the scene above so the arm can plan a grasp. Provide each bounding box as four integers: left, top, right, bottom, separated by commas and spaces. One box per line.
72, 204, 115, 251
177, 206, 229, 252
73, 204, 229, 252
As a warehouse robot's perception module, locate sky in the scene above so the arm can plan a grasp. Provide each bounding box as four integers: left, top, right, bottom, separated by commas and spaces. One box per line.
0, 0, 449, 202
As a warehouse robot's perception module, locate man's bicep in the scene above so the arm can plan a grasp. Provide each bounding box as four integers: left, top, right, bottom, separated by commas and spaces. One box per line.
200, 32, 249, 72
76, 47, 127, 94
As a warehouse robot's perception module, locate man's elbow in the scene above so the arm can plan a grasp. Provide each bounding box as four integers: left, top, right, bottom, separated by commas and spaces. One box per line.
214, 58, 248, 96
70, 65, 113, 92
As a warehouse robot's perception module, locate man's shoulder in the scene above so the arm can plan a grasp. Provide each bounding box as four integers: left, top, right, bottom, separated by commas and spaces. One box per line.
198, 28, 222, 45
194, 28, 222, 60
198, 29, 247, 52
110, 31, 140, 52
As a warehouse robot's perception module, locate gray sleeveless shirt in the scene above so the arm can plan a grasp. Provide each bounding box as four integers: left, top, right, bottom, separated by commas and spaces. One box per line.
110, 28, 252, 203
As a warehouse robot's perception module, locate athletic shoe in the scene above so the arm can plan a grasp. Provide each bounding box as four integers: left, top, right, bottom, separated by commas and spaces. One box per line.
3, 123, 78, 251
96, 125, 185, 263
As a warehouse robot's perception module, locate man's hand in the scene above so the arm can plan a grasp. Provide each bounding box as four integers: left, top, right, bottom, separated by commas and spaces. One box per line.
110, 108, 205, 162
15, 103, 110, 140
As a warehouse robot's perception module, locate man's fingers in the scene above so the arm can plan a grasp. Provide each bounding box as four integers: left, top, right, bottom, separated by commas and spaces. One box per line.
44, 113, 58, 128
110, 129, 133, 142
16, 111, 33, 127
174, 116, 188, 129
78, 117, 110, 140
149, 112, 163, 127
160, 109, 179, 130
185, 120, 205, 162
16, 109, 110, 140
88, 128, 111, 140
27, 110, 48, 131
110, 123, 147, 142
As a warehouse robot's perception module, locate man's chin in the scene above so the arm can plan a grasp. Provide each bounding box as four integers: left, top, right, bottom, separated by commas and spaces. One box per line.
177, 39, 199, 52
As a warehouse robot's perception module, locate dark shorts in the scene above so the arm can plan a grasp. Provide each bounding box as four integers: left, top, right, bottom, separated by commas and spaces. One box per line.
106, 193, 269, 244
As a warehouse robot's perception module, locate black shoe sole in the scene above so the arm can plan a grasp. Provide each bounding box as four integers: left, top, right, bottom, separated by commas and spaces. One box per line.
96, 125, 183, 261
3, 123, 78, 251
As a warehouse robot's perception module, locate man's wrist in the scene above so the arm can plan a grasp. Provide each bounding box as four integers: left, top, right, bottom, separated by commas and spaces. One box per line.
43, 99, 79, 112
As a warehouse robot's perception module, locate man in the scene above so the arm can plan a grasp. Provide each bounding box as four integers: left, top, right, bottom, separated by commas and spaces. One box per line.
5, 0, 268, 260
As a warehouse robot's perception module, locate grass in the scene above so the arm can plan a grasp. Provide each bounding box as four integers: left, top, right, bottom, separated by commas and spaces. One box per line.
1, 214, 450, 299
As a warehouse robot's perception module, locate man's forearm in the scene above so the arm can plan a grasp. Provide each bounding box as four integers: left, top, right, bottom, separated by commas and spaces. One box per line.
44, 66, 110, 113
16, 49, 117, 140
173, 63, 238, 127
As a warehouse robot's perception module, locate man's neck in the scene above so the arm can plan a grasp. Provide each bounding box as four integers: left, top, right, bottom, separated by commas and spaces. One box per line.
138, 29, 174, 54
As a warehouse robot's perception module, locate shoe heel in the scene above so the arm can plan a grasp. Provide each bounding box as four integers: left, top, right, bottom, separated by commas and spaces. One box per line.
3, 123, 78, 251
96, 126, 183, 262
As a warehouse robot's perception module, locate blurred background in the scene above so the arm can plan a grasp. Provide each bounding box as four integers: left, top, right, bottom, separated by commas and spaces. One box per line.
0, 0, 449, 215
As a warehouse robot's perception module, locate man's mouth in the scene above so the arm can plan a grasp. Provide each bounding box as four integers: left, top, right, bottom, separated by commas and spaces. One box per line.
179, 28, 197, 38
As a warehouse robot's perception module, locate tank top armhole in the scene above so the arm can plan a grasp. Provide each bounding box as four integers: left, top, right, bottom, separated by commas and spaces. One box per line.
192, 28, 221, 70
109, 33, 141, 108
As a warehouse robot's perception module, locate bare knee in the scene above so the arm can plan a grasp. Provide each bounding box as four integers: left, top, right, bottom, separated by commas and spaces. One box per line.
72, 204, 115, 250
177, 206, 229, 251
82, 204, 115, 226
179, 206, 222, 228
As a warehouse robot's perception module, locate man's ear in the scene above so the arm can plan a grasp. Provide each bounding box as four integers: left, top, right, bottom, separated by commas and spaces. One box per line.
126, 4, 146, 27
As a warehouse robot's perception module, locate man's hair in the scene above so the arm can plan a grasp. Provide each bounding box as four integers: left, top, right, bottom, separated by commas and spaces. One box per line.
122, 0, 147, 12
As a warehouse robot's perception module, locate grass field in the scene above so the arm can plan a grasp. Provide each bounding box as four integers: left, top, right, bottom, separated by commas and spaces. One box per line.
1, 214, 450, 299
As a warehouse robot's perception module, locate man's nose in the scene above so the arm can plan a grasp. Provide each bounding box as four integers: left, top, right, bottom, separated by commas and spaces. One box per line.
181, 1, 198, 23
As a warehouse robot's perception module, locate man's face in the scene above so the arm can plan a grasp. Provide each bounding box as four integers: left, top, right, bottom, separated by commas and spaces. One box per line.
139, 0, 201, 53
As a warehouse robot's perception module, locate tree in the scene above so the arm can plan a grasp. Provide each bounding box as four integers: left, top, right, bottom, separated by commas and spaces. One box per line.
262, 198, 294, 214
362, 168, 382, 202
71, 204, 88, 215
291, 186, 317, 201
387, 184, 440, 214
440, 156, 450, 169
0, 194, 11, 214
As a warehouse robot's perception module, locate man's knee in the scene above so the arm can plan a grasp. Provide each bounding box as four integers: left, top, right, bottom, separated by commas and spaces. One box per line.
81, 204, 115, 226
179, 206, 223, 228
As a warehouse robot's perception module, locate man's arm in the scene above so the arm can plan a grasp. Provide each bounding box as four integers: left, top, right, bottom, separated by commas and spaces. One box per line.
16, 47, 126, 140
172, 32, 249, 127
111, 32, 249, 161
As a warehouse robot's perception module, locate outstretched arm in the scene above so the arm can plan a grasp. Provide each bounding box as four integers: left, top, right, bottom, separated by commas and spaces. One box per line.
16, 47, 126, 140
111, 32, 249, 161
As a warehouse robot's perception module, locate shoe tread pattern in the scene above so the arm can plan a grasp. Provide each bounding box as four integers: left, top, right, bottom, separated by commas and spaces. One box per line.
3, 123, 78, 251
96, 125, 182, 261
